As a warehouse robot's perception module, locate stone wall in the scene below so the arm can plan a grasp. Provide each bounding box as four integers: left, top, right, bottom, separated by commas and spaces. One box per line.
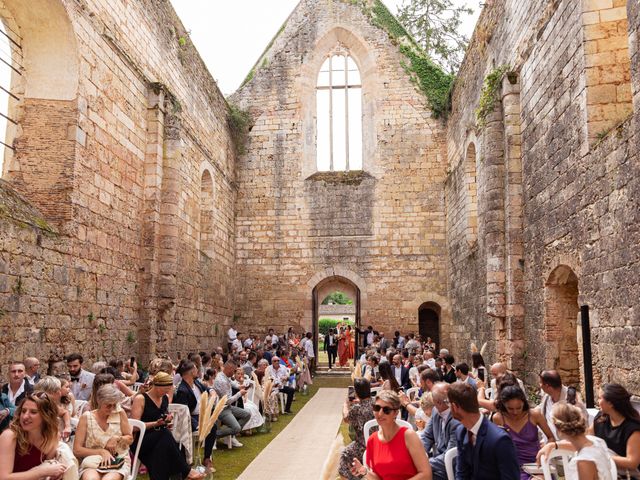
446, 0, 640, 394
0, 0, 235, 373
231, 0, 450, 338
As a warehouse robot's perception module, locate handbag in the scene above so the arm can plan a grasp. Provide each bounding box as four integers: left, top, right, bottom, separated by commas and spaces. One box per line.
80, 455, 125, 471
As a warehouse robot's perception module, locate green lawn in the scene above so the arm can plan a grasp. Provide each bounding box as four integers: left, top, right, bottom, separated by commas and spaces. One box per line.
196, 376, 351, 479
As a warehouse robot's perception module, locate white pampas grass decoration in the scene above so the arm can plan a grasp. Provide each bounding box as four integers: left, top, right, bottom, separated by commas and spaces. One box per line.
320, 434, 345, 480
470, 342, 478, 353
262, 376, 274, 415
480, 342, 488, 357
201, 394, 226, 442
198, 391, 208, 428
252, 372, 263, 403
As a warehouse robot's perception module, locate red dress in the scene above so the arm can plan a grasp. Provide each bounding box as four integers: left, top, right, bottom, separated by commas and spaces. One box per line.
13, 444, 44, 472
366, 426, 418, 480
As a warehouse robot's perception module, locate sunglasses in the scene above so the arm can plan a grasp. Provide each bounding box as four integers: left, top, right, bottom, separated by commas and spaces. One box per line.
373, 404, 397, 415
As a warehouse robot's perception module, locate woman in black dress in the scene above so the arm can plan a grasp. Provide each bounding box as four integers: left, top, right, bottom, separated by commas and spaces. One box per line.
130, 372, 204, 480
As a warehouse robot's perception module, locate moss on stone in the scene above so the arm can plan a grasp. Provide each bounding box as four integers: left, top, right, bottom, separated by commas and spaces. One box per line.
227, 102, 253, 156
476, 64, 511, 127
0, 180, 57, 234
240, 19, 288, 88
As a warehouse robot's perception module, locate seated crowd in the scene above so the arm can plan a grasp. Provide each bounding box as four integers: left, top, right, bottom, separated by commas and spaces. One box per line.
0, 327, 315, 480
340, 329, 640, 480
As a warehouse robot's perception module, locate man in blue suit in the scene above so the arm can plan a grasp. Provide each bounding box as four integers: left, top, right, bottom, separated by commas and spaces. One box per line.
420, 382, 460, 480
447, 382, 520, 480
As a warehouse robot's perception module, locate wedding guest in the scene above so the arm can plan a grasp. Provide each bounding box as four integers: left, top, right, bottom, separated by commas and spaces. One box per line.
351, 390, 432, 479
74, 384, 133, 480
2, 361, 33, 408
67, 354, 95, 401
339, 379, 375, 480
23, 358, 41, 386
547, 403, 614, 480
33, 377, 72, 442
448, 382, 520, 479
130, 372, 204, 480
492, 385, 554, 479
0, 392, 68, 480
592, 383, 640, 473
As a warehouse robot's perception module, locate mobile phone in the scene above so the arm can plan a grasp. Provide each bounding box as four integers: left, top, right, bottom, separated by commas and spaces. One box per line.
478, 369, 485, 382
130, 356, 135, 366
348, 386, 355, 401
177, 352, 182, 360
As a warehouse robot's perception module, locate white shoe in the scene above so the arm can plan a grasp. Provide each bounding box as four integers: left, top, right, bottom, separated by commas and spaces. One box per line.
231, 437, 243, 448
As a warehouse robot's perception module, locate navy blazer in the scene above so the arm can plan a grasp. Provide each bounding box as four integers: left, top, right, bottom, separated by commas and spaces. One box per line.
391, 365, 411, 390
173, 379, 209, 430
454, 416, 520, 480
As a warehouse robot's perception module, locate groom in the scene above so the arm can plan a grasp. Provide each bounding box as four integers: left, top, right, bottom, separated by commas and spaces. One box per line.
323, 328, 338, 370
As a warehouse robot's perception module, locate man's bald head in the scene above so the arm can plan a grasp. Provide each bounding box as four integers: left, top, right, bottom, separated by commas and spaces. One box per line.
490, 362, 507, 378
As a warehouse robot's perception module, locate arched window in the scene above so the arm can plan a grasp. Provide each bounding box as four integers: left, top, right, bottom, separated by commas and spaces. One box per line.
465, 142, 478, 245
199, 170, 214, 259
316, 49, 362, 172
0, 18, 21, 177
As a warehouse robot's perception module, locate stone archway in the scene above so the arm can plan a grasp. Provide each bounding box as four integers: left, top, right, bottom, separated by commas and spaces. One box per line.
544, 265, 581, 386
418, 302, 441, 350
312, 275, 361, 368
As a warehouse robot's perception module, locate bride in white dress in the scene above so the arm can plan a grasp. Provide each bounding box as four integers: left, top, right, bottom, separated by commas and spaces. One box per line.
232, 367, 264, 432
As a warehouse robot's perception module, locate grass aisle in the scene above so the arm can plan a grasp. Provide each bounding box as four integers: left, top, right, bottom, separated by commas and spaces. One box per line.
209, 376, 351, 479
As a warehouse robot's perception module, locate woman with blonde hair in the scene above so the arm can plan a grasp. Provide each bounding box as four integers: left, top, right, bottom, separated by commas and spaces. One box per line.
34, 376, 72, 441
351, 390, 432, 479
537, 403, 613, 480
0, 392, 69, 480
73, 384, 133, 480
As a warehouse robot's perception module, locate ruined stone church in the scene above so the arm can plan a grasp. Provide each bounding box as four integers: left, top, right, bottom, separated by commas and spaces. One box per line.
0, 0, 638, 393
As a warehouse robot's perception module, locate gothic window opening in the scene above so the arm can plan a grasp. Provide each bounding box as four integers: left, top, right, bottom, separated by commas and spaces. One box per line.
0, 19, 22, 177
316, 50, 362, 172
199, 170, 214, 259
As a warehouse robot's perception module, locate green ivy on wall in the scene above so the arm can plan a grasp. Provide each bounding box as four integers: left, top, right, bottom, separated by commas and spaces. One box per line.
365, 0, 455, 118
476, 65, 511, 128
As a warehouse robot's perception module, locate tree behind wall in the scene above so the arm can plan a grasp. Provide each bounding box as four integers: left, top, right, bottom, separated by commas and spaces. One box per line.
397, 0, 474, 74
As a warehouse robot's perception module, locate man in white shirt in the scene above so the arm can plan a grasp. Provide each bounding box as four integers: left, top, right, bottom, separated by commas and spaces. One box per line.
424, 350, 437, 370
1, 361, 33, 407
227, 326, 238, 353
66, 353, 95, 401
213, 360, 251, 447
302, 332, 315, 372
265, 356, 294, 413
537, 369, 587, 441
405, 333, 420, 352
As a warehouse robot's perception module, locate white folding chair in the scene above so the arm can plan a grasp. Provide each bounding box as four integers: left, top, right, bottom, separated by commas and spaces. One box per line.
363, 418, 413, 442
540, 448, 575, 480
127, 419, 146, 480
406, 387, 420, 401
131, 382, 144, 393
484, 387, 493, 400
245, 379, 258, 404
74, 400, 88, 416
370, 386, 382, 397
277, 392, 286, 414
586, 408, 599, 427
444, 447, 457, 480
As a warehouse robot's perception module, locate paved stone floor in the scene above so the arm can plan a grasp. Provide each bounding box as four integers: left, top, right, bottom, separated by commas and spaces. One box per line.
237, 388, 346, 479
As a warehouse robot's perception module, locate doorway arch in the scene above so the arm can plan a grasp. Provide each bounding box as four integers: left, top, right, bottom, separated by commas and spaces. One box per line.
418, 302, 441, 350
544, 265, 581, 386
312, 275, 361, 367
